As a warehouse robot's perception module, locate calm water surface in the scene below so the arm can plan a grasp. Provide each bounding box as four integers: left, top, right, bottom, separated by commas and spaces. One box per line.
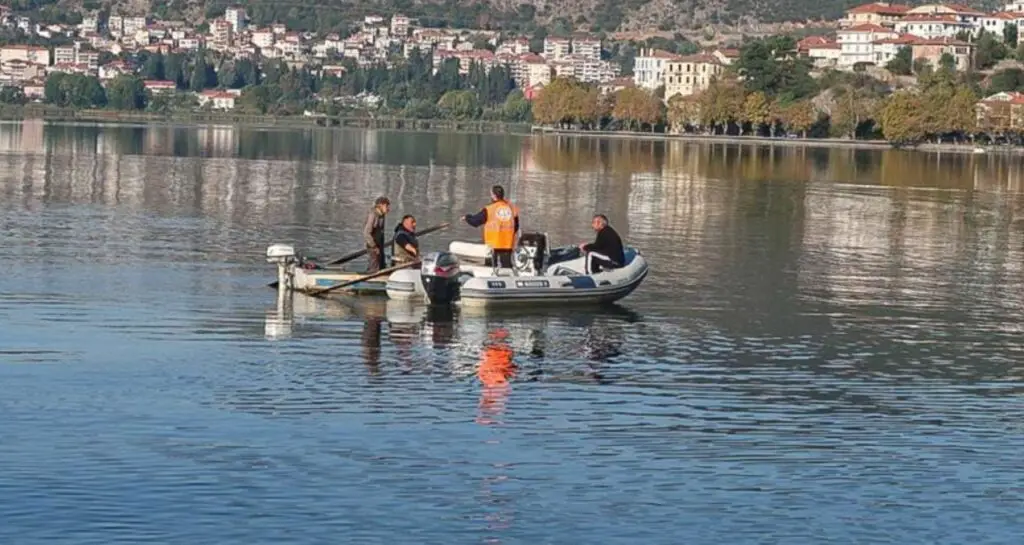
2, 121, 1024, 544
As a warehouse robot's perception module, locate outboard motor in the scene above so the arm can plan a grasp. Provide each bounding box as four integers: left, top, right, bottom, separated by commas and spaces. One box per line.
419, 251, 462, 305
514, 232, 548, 275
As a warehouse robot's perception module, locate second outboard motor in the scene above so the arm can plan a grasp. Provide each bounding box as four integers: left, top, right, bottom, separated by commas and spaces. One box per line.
419, 251, 462, 305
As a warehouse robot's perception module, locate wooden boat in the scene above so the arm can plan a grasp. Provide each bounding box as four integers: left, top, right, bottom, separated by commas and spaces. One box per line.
266, 244, 389, 296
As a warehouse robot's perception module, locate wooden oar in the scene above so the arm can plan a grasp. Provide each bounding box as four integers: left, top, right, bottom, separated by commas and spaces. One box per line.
266, 222, 450, 289
306, 260, 421, 298
325, 221, 450, 266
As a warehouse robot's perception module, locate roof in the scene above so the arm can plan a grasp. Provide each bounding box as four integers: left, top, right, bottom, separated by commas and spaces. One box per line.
900, 13, 964, 23
798, 36, 840, 50
979, 91, 1024, 104
201, 90, 236, 98
518, 53, 547, 63
673, 53, 722, 64
985, 12, 1021, 20
846, 2, 911, 15
911, 36, 972, 46
872, 33, 924, 44
639, 48, 682, 59
843, 23, 895, 32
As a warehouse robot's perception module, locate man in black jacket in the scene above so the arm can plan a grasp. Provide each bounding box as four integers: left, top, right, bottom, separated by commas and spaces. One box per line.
578, 214, 625, 274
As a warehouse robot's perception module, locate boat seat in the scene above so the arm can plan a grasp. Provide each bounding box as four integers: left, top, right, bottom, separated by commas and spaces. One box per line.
449, 241, 491, 260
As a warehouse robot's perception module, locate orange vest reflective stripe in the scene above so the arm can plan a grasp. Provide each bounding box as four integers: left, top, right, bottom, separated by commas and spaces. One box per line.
483, 200, 518, 250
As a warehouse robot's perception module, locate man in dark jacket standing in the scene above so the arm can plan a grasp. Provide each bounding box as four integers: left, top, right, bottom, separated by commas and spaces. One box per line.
363, 196, 390, 273
579, 214, 625, 274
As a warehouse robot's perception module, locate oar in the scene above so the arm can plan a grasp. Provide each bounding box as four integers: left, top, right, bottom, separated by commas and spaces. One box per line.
325, 221, 451, 266
306, 260, 421, 298
266, 222, 450, 289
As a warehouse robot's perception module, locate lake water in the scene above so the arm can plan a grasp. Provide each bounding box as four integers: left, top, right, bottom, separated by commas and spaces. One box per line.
1, 120, 1023, 544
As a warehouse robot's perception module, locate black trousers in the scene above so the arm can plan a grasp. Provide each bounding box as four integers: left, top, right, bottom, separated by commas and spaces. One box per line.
492, 249, 513, 269
586, 252, 619, 274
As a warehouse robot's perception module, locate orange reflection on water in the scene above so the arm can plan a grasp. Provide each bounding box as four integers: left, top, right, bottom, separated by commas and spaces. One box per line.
476, 328, 517, 426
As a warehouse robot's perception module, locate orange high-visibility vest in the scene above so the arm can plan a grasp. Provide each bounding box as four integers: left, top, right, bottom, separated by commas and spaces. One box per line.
483, 200, 518, 250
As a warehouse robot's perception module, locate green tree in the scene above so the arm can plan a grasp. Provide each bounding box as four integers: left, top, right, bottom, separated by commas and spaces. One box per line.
736, 35, 817, 101
106, 75, 147, 110
1006, 23, 1019, 49
667, 94, 701, 132
741, 90, 771, 135
938, 53, 957, 72
142, 53, 165, 80
0, 85, 27, 105
189, 54, 214, 92
437, 89, 480, 120
612, 86, 662, 131
402, 98, 438, 119
780, 100, 816, 138
988, 68, 1024, 94
699, 76, 746, 134
500, 90, 531, 122
43, 72, 106, 108
975, 30, 1007, 70
879, 91, 926, 144
886, 46, 912, 76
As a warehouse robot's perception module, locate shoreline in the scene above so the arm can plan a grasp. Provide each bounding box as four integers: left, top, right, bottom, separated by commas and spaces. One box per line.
529, 127, 1019, 155
0, 105, 534, 135
1, 105, 1017, 155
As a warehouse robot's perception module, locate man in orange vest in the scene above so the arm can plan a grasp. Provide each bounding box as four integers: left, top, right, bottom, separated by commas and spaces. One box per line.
461, 184, 520, 269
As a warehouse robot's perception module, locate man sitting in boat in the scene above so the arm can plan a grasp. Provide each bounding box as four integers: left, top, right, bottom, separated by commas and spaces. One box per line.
461, 184, 520, 269
392, 214, 419, 265
578, 214, 625, 274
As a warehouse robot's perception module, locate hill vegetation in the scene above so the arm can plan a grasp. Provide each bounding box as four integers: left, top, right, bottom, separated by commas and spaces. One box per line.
11, 0, 1000, 34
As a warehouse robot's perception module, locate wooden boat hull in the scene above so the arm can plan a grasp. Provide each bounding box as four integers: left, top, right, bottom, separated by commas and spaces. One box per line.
291, 266, 389, 296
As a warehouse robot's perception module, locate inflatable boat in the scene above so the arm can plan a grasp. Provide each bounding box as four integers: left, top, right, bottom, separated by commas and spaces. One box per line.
385, 232, 648, 307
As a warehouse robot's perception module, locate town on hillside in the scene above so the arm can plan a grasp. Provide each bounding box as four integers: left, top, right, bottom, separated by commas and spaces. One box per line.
1, 2, 1024, 134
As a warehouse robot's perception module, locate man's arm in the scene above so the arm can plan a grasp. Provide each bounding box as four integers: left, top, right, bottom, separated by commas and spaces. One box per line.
463, 208, 487, 227
581, 229, 607, 253
395, 233, 418, 256
363, 211, 377, 247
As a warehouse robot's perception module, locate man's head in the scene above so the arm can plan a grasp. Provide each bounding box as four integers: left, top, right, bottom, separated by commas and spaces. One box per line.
375, 196, 391, 213
592, 214, 608, 232
491, 185, 505, 202
401, 214, 416, 231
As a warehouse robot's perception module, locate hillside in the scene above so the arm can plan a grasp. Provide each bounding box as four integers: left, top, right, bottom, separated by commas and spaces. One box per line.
9, 0, 1004, 34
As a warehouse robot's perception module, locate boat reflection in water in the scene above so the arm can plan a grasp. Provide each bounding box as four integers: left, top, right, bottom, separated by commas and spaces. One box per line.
262, 292, 641, 388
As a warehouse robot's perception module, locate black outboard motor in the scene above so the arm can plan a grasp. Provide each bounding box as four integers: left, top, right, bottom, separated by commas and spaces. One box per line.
515, 232, 548, 275
419, 251, 462, 305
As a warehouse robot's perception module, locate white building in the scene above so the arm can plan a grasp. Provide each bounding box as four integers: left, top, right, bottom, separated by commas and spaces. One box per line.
893, 14, 968, 39
225, 7, 247, 32
633, 49, 680, 89
543, 37, 570, 60
836, 24, 898, 68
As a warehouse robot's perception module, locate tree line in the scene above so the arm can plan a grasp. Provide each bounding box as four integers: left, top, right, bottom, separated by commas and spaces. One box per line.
531, 70, 981, 145
0, 48, 533, 123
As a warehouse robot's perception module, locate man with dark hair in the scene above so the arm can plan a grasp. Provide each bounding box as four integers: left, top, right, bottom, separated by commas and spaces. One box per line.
363, 196, 390, 273
579, 214, 625, 274
462, 184, 520, 269
392, 214, 419, 265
